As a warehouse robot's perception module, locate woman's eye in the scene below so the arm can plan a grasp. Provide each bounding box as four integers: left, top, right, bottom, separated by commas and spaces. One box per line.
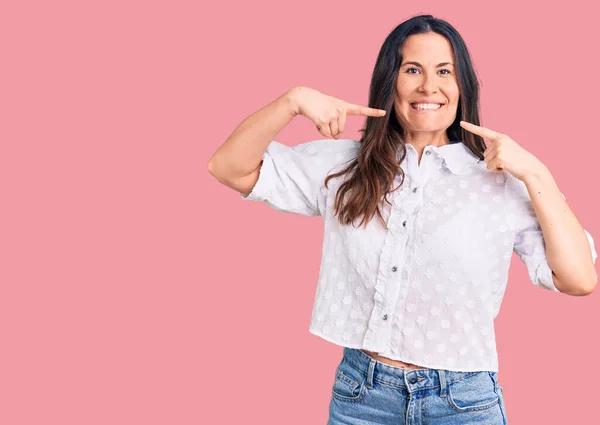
406, 67, 420, 74
439, 69, 451, 75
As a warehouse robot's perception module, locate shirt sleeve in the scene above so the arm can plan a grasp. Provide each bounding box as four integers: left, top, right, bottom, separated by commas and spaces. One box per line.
239, 138, 360, 216
505, 172, 598, 292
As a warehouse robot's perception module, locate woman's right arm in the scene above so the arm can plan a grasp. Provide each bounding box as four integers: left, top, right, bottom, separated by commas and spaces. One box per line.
207, 86, 301, 196
207, 86, 386, 197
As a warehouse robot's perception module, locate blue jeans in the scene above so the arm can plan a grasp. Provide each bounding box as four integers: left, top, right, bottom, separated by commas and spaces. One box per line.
327, 348, 507, 424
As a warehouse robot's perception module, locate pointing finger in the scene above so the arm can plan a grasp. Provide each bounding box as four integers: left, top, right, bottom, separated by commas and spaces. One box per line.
338, 108, 347, 134
460, 121, 501, 141
347, 104, 387, 117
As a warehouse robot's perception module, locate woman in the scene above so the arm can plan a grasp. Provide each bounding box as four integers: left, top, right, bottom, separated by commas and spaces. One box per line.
208, 14, 597, 425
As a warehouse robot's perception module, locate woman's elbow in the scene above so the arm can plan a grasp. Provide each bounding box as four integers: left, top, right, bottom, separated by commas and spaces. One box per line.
553, 270, 597, 296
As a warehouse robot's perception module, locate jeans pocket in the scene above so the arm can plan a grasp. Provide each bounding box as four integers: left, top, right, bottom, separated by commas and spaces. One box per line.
331, 359, 366, 403
446, 371, 500, 413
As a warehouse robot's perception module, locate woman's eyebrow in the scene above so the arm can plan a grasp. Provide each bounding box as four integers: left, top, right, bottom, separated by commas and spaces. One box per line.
401, 61, 454, 67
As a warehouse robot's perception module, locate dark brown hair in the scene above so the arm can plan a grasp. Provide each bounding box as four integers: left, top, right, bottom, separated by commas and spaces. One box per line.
324, 14, 486, 228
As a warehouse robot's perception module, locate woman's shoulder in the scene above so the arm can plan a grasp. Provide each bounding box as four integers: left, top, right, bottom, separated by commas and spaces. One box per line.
289, 138, 360, 157
270, 138, 360, 177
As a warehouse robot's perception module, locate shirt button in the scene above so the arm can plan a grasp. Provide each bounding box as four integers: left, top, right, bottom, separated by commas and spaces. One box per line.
391, 266, 397, 272
425, 150, 431, 156
402, 221, 407, 227
412, 187, 418, 193
382, 314, 388, 320
409, 376, 418, 384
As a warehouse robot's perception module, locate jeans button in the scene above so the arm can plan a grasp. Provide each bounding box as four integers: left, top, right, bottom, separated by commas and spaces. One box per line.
409, 376, 418, 384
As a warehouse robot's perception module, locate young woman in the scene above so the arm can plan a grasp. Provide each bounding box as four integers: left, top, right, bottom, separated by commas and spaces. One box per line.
208, 14, 597, 425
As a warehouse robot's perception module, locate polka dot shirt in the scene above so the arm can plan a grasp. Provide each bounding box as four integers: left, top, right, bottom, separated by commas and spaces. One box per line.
240, 139, 597, 372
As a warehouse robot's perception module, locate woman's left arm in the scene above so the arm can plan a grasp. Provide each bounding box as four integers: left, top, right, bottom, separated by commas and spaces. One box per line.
460, 121, 597, 296
521, 165, 597, 295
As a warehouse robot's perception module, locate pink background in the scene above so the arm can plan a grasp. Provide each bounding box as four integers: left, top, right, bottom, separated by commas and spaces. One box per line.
1, 0, 598, 423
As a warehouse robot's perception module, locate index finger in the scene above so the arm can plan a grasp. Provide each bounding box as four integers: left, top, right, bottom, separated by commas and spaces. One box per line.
460, 121, 501, 141
347, 104, 386, 117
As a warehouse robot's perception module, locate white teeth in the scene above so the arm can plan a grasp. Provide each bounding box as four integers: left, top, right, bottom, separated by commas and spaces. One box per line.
412, 103, 442, 110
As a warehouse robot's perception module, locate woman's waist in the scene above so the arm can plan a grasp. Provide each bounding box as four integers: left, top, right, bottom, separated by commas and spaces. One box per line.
360, 349, 429, 370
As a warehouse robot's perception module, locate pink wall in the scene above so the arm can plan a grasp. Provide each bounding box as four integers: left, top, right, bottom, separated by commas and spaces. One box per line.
1, 0, 598, 423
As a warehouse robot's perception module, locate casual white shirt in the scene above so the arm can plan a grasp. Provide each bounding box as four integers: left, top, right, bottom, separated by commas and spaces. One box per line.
240, 138, 597, 372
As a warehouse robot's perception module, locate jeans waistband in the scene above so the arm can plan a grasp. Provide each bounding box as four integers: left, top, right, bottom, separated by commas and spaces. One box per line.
343, 347, 496, 394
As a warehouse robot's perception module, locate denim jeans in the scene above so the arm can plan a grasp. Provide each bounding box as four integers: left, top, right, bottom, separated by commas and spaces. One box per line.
327, 347, 507, 424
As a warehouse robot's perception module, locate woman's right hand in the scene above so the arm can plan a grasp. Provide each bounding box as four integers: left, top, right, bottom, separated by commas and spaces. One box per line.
289, 86, 387, 139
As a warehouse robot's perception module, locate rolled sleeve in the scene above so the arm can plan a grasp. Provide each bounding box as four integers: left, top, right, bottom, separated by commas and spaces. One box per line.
506, 174, 597, 292
512, 217, 560, 292
504, 174, 552, 292
240, 139, 359, 217
239, 151, 276, 203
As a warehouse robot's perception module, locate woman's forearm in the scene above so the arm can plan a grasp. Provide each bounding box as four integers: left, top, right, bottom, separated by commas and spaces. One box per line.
523, 165, 597, 295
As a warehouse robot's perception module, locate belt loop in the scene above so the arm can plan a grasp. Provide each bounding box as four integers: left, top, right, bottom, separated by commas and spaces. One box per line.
438, 369, 447, 398
365, 358, 376, 389
490, 371, 499, 387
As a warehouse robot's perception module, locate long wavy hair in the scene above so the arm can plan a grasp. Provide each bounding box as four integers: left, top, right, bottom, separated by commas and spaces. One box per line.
324, 15, 486, 228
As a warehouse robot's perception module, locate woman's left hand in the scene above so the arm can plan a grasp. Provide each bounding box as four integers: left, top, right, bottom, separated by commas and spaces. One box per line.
460, 121, 547, 181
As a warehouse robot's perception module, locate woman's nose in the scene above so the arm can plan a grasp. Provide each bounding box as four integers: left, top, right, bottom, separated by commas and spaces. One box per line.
418, 74, 438, 94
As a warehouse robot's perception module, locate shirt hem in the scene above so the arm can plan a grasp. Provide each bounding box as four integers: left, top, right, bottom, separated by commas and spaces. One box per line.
308, 326, 498, 373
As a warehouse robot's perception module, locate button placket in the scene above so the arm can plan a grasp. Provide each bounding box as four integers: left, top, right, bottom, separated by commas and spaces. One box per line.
375, 154, 425, 351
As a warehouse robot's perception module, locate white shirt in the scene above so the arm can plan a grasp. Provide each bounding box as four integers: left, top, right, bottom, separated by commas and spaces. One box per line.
240, 138, 597, 372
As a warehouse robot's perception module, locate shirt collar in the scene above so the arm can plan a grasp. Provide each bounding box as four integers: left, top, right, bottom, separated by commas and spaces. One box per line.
401, 141, 482, 175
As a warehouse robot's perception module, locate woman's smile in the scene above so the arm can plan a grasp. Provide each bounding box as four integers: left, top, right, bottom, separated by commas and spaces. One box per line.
410, 102, 444, 111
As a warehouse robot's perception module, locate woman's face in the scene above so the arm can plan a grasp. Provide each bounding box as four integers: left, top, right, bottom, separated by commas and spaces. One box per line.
394, 32, 460, 135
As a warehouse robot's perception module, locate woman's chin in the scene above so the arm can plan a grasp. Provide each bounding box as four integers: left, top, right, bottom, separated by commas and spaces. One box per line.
405, 124, 450, 133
